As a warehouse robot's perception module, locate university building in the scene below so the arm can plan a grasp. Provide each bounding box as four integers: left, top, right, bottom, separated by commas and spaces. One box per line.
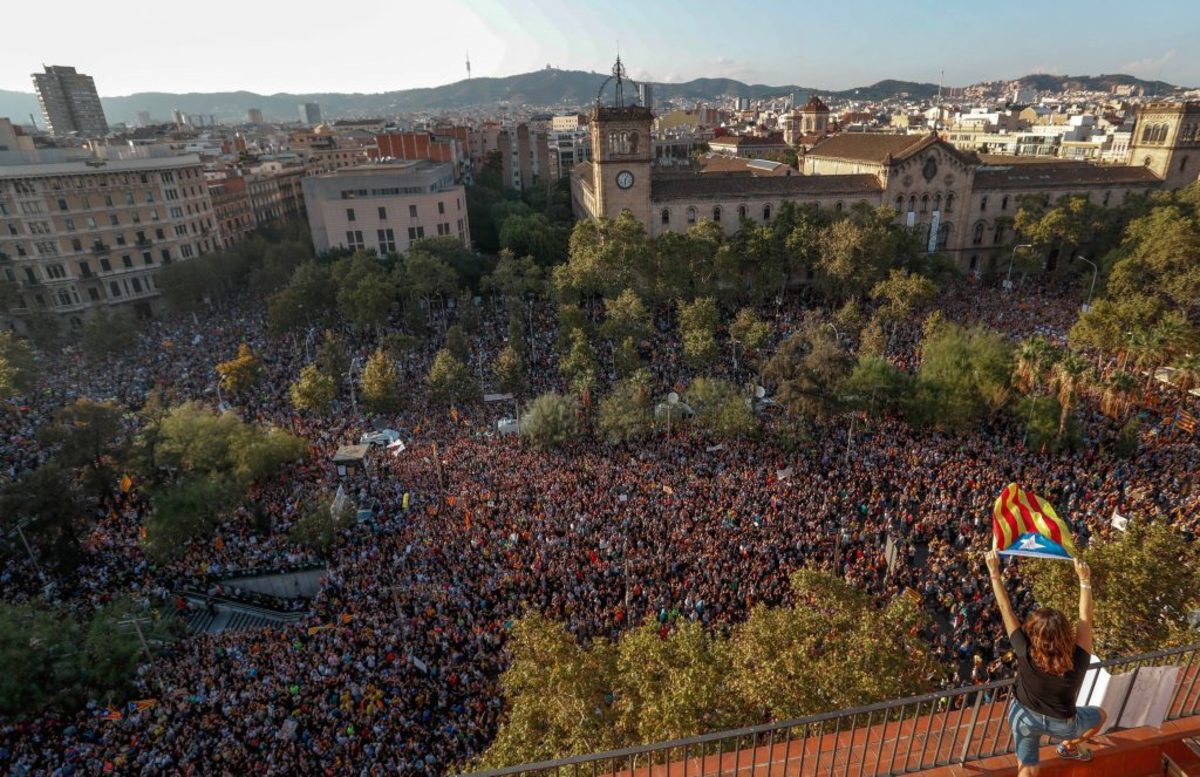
572, 60, 1200, 275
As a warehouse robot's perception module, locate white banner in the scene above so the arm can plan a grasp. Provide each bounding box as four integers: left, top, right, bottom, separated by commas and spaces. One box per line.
927, 210, 941, 252
1076, 659, 1179, 732
1111, 509, 1129, 532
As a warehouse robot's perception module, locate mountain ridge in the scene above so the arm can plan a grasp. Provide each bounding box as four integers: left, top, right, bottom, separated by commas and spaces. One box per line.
0, 70, 1186, 127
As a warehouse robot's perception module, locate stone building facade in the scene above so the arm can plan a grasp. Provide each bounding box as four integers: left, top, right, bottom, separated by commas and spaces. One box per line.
573, 71, 1194, 275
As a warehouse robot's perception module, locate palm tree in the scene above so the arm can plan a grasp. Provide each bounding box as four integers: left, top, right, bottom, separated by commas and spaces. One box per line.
1128, 327, 1166, 387
1051, 352, 1091, 439
1013, 336, 1059, 394
1100, 371, 1139, 418
1173, 353, 1200, 392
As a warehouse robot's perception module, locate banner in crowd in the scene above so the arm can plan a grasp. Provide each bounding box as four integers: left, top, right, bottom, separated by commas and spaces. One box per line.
992, 483, 1076, 560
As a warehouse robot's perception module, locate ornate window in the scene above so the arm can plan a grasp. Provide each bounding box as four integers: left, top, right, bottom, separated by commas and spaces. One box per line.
737, 205, 747, 220
1102, 191, 1111, 206
933, 193, 942, 212
920, 194, 929, 214
973, 222, 985, 245
661, 208, 670, 225
762, 204, 772, 221
835, 201, 843, 212
946, 193, 955, 212
686, 207, 696, 224
713, 205, 722, 222
1141, 125, 1153, 143
908, 196, 916, 213
895, 195, 904, 211
1001, 195, 1009, 211
993, 223, 1005, 244
980, 196, 988, 212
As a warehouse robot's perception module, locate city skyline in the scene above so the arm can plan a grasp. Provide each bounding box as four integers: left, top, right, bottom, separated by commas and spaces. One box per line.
1, 0, 1196, 96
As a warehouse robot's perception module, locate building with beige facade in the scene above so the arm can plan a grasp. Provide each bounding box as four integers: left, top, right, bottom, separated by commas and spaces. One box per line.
301, 160, 469, 255
573, 62, 1198, 278
1, 153, 219, 330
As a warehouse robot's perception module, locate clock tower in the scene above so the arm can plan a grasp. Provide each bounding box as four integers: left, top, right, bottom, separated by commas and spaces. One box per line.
589, 56, 653, 226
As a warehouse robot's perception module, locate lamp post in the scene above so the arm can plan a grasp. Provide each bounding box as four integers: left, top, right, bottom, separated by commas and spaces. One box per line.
1005, 243, 1033, 291
822, 321, 842, 343
1077, 256, 1099, 313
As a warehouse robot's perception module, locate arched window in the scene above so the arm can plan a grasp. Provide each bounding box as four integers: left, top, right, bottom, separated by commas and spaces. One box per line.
835, 201, 843, 212
713, 205, 722, 222
969, 254, 979, 271
933, 193, 942, 212
1155, 125, 1168, 143
661, 208, 670, 225
908, 196, 916, 213
1102, 191, 1111, 206
920, 194, 929, 214
628, 132, 640, 154
762, 204, 772, 221
686, 207, 696, 225
980, 196, 988, 212
737, 204, 747, 220
993, 223, 1005, 244
1001, 195, 1009, 211
973, 222, 985, 245
895, 195, 904, 212
938, 222, 950, 249
946, 193, 955, 213
1181, 156, 1189, 173
1141, 125, 1153, 143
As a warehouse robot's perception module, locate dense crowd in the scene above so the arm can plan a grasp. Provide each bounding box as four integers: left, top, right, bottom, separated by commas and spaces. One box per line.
1, 279, 1197, 775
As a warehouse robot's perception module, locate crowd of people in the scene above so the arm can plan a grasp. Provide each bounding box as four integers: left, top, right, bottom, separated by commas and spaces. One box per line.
1, 275, 1197, 775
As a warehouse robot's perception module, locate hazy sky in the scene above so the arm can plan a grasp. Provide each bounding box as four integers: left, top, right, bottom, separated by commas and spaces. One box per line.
2, 0, 1197, 95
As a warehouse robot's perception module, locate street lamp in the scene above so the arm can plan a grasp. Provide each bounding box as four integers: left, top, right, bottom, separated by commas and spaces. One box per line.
1005, 244, 1033, 291
822, 321, 842, 343
1077, 256, 1099, 312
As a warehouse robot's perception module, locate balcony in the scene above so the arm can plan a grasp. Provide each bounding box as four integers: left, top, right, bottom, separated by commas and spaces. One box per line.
92, 242, 110, 254
136, 237, 153, 247
468, 644, 1200, 777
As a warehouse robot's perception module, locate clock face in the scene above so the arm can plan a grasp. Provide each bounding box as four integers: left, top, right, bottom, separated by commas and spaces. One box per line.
616, 170, 635, 189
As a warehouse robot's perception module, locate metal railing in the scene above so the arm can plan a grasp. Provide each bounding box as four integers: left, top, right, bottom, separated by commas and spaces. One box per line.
465, 643, 1200, 777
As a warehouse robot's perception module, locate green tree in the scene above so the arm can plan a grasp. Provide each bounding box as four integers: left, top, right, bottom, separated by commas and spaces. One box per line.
267, 261, 336, 333
145, 475, 239, 561
361, 348, 401, 413
80, 311, 138, 357
1013, 336, 1061, 395
909, 324, 1012, 431
444, 324, 470, 362
476, 613, 619, 768
763, 331, 851, 419
729, 570, 941, 719
37, 399, 128, 499
840, 354, 913, 419
316, 330, 350, 389
0, 330, 36, 398
1050, 352, 1091, 439
1014, 394, 1079, 452
601, 288, 651, 346
456, 291, 482, 333
216, 343, 264, 395
615, 618, 750, 744
396, 247, 460, 325
870, 268, 937, 346
290, 364, 337, 413
729, 307, 773, 373
288, 496, 354, 556
679, 297, 720, 369
1027, 521, 1200, 657
483, 251, 546, 304
494, 344, 527, 396
684, 377, 759, 439
559, 328, 599, 397
1, 462, 88, 572
427, 348, 477, 407
597, 372, 655, 443
520, 392, 581, 450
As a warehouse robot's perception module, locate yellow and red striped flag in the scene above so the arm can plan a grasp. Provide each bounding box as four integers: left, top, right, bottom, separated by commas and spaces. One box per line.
992, 483, 1076, 560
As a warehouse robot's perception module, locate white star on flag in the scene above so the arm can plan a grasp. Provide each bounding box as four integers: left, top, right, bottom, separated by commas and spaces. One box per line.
1017, 535, 1043, 550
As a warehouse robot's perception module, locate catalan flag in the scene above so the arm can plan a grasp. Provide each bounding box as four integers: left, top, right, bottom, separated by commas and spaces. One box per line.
127, 699, 158, 713
992, 483, 1076, 560
97, 705, 123, 721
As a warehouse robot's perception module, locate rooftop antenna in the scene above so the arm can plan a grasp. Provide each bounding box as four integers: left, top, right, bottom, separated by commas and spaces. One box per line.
28, 113, 38, 130
935, 68, 945, 132
466, 51, 471, 80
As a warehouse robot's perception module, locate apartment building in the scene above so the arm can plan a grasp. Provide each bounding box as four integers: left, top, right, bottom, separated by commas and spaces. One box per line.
207, 174, 255, 247
247, 165, 306, 225
0, 153, 218, 328
301, 160, 469, 255
32, 65, 109, 137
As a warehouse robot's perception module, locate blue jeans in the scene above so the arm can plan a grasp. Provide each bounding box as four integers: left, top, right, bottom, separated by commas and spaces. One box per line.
1008, 698, 1103, 766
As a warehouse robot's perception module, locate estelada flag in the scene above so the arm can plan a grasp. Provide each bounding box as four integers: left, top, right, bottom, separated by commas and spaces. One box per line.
97, 705, 123, 721
992, 483, 1076, 560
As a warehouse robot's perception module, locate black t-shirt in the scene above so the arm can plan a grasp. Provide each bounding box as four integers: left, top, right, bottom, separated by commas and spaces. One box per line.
1011, 628, 1091, 719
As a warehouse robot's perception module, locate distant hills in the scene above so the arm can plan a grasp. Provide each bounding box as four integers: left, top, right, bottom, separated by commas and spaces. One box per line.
0, 69, 1186, 127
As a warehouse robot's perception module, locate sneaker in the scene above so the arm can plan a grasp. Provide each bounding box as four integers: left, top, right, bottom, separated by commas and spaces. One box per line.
1056, 743, 1093, 762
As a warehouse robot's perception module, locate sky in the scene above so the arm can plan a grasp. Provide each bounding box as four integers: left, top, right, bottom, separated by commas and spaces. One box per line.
2, 0, 1197, 95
